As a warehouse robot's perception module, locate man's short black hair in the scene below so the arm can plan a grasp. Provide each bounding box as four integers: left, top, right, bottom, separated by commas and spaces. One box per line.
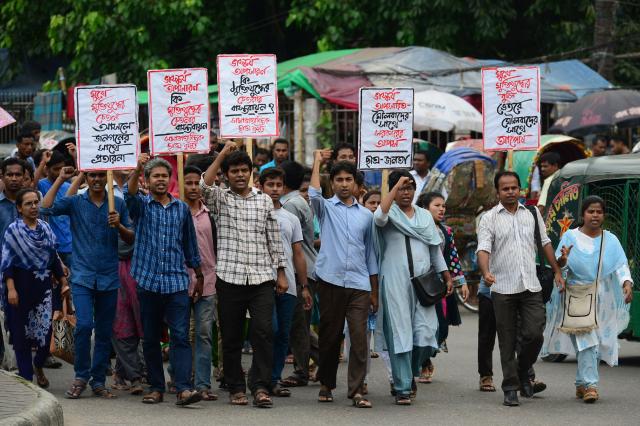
255, 147, 270, 158
222, 151, 253, 174
329, 160, 357, 181
32, 149, 48, 167
594, 135, 609, 144
280, 160, 305, 190
611, 133, 626, 144
259, 167, 285, 186
186, 154, 215, 172
388, 170, 416, 192
16, 133, 34, 144
494, 170, 521, 190
332, 143, 356, 160
183, 165, 203, 178
413, 150, 430, 161
20, 120, 41, 134
47, 150, 67, 169
302, 171, 312, 183
539, 151, 561, 166
1, 157, 27, 175
271, 138, 289, 151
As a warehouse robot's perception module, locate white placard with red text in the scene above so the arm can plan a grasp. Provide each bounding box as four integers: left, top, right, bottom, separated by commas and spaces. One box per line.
358, 87, 414, 170
148, 68, 210, 155
482, 66, 540, 151
217, 54, 279, 138
75, 84, 139, 171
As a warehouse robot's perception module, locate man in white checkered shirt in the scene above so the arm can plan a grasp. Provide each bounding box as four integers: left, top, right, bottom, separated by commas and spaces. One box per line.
200, 142, 287, 408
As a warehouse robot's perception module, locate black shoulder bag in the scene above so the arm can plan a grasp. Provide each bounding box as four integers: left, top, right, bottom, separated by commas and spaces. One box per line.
405, 235, 447, 307
525, 206, 554, 303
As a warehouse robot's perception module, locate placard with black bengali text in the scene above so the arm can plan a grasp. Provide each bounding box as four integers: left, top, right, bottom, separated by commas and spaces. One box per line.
358, 87, 414, 170
217, 54, 279, 138
148, 68, 210, 155
481, 66, 540, 151
75, 84, 139, 171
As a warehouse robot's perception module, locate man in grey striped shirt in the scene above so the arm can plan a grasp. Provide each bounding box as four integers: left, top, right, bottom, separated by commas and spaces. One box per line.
477, 171, 564, 407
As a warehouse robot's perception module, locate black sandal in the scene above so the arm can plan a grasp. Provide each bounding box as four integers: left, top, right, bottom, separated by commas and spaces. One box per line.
280, 375, 308, 387
142, 391, 164, 404
318, 389, 334, 402
395, 395, 412, 405
270, 384, 291, 397
253, 390, 273, 408
230, 392, 249, 406
176, 389, 202, 406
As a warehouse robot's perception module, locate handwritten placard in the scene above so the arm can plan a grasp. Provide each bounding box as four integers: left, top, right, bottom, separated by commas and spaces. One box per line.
75, 85, 139, 171
358, 87, 414, 170
482, 66, 540, 151
217, 54, 279, 138
148, 68, 209, 155
0, 106, 16, 129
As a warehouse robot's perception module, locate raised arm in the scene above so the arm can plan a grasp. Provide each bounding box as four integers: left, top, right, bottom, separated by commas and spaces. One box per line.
41, 166, 74, 209
127, 153, 149, 196
65, 171, 85, 196
203, 141, 237, 186
34, 150, 52, 189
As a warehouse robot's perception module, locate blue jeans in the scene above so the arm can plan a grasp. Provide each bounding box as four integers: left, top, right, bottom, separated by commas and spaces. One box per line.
138, 288, 192, 394
193, 295, 216, 390
72, 284, 118, 389
271, 292, 297, 386
571, 335, 599, 388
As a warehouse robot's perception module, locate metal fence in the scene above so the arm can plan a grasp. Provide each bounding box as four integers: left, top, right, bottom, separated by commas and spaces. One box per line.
0, 90, 36, 144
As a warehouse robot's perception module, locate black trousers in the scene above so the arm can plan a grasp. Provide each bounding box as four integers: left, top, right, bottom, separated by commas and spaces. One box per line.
477, 294, 497, 377
492, 290, 545, 391
216, 278, 274, 395
289, 279, 319, 381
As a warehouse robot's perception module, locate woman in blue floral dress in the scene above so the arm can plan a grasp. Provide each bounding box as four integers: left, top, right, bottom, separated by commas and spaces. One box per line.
1, 189, 68, 386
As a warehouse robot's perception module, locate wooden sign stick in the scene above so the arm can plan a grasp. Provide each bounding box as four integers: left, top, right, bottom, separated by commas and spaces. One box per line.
245, 138, 254, 187
177, 152, 185, 200
106, 170, 116, 227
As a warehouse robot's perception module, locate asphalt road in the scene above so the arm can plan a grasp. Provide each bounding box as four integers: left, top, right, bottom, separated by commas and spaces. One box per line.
41, 310, 640, 426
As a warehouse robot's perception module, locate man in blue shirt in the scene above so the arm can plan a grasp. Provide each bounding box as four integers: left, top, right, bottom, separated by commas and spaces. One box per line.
0, 158, 27, 367
258, 138, 289, 173
41, 166, 134, 399
309, 151, 379, 408
38, 151, 73, 268
126, 155, 204, 407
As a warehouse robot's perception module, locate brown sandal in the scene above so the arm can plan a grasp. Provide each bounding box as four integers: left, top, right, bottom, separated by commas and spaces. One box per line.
352, 394, 372, 408
93, 386, 117, 399
418, 364, 434, 383
176, 389, 202, 406
230, 392, 249, 406
65, 379, 87, 399
34, 367, 49, 389
479, 376, 496, 392
142, 391, 163, 404
200, 389, 219, 401
583, 387, 599, 403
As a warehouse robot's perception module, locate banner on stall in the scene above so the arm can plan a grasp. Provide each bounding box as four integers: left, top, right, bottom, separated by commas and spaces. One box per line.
217, 54, 278, 138
0, 106, 16, 129
358, 87, 414, 170
148, 68, 210, 155
75, 84, 139, 171
482, 66, 540, 151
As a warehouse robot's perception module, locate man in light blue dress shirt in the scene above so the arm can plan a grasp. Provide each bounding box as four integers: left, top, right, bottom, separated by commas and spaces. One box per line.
309, 150, 378, 408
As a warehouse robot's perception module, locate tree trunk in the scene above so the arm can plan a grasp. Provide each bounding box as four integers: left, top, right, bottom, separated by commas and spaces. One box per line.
592, 0, 617, 80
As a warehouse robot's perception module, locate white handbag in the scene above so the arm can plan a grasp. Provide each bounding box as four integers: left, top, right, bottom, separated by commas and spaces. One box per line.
559, 233, 604, 334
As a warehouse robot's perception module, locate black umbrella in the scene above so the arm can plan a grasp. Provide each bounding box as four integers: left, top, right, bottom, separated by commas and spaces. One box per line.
549, 89, 640, 136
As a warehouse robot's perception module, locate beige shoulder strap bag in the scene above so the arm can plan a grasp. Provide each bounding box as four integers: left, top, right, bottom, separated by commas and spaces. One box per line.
559, 232, 604, 334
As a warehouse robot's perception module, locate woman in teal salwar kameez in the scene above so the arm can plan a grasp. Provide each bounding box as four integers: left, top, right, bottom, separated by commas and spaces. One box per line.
373, 171, 452, 405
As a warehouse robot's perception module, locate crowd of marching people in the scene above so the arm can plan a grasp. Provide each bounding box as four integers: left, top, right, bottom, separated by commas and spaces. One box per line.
0, 121, 634, 408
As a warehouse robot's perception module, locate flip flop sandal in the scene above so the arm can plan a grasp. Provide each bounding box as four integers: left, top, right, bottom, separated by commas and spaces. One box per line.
130, 382, 145, 396
318, 389, 333, 403
93, 387, 117, 399
352, 395, 372, 408
253, 391, 273, 408
479, 376, 496, 392
410, 379, 417, 399
65, 380, 87, 399
176, 390, 202, 406
200, 389, 219, 401
395, 395, 412, 406
142, 391, 164, 404
370, 351, 379, 359
230, 392, 249, 406
280, 375, 308, 387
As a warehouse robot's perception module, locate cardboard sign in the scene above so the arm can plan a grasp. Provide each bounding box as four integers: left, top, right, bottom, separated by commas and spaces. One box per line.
482, 66, 540, 151
217, 54, 278, 138
148, 68, 210, 155
75, 85, 139, 171
0, 106, 16, 129
358, 87, 414, 170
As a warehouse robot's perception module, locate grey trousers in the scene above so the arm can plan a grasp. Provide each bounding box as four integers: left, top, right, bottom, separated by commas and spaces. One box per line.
290, 280, 319, 381
113, 336, 145, 382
